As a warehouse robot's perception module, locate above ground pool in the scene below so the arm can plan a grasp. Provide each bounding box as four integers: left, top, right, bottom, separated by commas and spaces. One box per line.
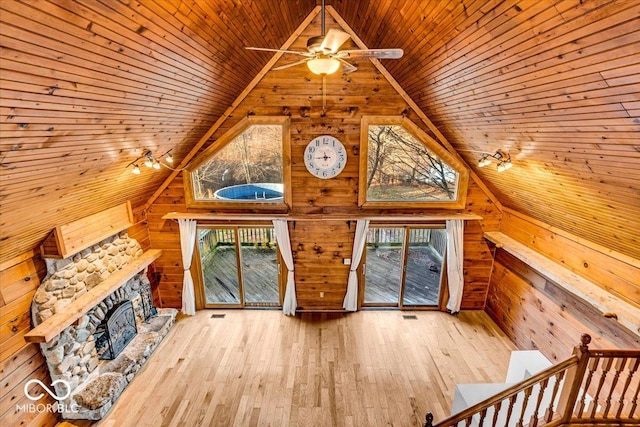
214, 183, 284, 201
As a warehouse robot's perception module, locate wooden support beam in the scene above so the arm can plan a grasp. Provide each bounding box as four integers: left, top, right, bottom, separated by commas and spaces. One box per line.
143, 6, 322, 211
162, 212, 482, 221
326, 6, 503, 212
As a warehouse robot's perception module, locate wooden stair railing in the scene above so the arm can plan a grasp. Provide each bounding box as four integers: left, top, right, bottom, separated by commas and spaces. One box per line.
426, 335, 640, 427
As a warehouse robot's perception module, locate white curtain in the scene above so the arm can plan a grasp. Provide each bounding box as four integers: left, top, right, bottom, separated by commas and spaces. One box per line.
343, 220, 370, 311
273, 220, 296, 316
178, 219, 197, 315
446, 219, 465, 314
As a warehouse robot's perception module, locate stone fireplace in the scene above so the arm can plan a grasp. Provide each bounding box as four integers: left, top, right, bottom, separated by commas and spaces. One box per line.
31, 232, 177, 420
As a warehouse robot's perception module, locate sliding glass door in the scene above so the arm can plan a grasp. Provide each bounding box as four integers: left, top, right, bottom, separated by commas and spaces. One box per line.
240, 228, 280, 306
362, 226, 446, 309
363, 228, 404, 306
402, 228, 446, 307
197, 226, 281, 308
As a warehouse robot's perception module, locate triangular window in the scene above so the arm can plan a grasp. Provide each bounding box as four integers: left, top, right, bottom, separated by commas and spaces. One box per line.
359, 117, 468, 209
184, 116, 291, 210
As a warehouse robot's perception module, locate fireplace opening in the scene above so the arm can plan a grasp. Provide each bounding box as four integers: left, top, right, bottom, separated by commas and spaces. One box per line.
95, 300, 137, 360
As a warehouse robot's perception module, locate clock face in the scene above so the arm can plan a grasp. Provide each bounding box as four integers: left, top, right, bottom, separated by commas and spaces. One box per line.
304, 135, 347, 179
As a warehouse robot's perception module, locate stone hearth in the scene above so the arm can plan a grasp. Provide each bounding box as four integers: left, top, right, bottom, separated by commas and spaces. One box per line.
31, 232, 176, 420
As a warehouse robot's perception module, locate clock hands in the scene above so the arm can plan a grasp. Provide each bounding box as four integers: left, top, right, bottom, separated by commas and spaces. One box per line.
315, 153, 332, 161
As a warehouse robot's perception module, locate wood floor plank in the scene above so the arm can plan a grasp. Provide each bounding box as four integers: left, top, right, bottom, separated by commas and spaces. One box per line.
63, 310, 517, 426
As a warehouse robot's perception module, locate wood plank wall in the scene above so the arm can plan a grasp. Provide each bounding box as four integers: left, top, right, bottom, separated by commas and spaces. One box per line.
0, 215, 150, 427
146, 14, 501, 311
334, 0, 640, 261
0, 0, 315, 263
486, 211, 640, 361
0, 252, 57, 427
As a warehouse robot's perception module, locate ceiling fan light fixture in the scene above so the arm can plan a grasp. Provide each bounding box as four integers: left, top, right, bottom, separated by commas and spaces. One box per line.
307, 57, 340, 75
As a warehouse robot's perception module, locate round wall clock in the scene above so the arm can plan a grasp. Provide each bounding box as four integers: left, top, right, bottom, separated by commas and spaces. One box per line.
304, 135, 347, 179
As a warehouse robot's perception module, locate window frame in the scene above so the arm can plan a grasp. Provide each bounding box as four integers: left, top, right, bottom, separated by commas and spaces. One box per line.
358, 116, 469, 209
184, 116, 292, 211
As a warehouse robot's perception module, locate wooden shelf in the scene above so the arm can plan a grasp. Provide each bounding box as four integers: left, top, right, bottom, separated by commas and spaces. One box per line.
24, 249, 162, 344
484, 231, 639, 337
40, 202, 134, 259
162, 212, 483, 221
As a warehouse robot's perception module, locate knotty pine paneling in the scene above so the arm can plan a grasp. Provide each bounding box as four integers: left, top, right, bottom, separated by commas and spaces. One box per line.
0, 252, 58, 427
500, 210, 640, 309
2, 0, 639, 311
486, 210, 640, 359
332, 0, 640, 260
148, 181, 498, 311
0, 215, 155, 426
146, 13, 501, 311
0, 0, 315, 263
486, 250, 640, 363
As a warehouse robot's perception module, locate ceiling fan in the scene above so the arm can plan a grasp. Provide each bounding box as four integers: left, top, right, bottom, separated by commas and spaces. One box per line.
245, 1, 403, 76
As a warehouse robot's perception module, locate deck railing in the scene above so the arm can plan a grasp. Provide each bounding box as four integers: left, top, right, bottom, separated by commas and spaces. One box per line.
427, 334, 640, 427
368, 228, 446, 257
198, 228, 276, 258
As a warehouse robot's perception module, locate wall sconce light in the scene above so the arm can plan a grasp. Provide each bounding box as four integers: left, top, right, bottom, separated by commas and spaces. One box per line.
127, 149, 175, 175
478, 150, 513, 172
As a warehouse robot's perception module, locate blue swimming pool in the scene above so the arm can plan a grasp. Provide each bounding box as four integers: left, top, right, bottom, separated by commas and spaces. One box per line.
214, 183, 284, 201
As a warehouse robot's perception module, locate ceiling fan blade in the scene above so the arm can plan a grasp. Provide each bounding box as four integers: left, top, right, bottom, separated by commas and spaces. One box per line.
335, 48, 404, 59
320, 29, 351, 54
245, 46, 313, 57
271, 58, 310, 71
336, 58, 357, 74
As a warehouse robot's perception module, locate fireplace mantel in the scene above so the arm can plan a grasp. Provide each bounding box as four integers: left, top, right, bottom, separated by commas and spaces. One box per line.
25, 249, 162, 343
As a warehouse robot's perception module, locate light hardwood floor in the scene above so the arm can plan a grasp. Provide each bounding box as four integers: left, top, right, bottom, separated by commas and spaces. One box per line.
70, 310, 517, 427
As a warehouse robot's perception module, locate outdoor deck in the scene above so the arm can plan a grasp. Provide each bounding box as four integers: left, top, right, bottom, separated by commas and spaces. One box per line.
201, 245, 443, 307
364, 246, 443, 306
202, 246, 279, 305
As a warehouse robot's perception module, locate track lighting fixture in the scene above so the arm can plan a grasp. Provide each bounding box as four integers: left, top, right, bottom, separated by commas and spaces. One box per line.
477, 150, 513, 172
127, 149, 175, 175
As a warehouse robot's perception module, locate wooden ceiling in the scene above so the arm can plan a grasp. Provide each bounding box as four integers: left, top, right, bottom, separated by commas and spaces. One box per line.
1, 0, 638, 262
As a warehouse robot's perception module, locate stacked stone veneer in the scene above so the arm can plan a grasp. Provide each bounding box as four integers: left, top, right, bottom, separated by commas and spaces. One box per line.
31, 232, 177, 420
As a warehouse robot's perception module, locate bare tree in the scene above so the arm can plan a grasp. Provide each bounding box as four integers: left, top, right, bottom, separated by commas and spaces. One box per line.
366, 125, 456, 200
367, 126, 392, 189
387, 127, 455, 198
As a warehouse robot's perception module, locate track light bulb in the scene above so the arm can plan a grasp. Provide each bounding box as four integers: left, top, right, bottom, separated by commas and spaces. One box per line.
144, 158, 153, 168
132, 164, 141, 175
478, 155, 491, 168
153, 160, 161, 170
165, 153, 173, 163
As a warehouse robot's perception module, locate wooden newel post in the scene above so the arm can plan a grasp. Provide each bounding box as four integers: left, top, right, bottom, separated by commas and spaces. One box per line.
556, 334, 592, 423
424, 412, 434, 427
578, 333, 591, 353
